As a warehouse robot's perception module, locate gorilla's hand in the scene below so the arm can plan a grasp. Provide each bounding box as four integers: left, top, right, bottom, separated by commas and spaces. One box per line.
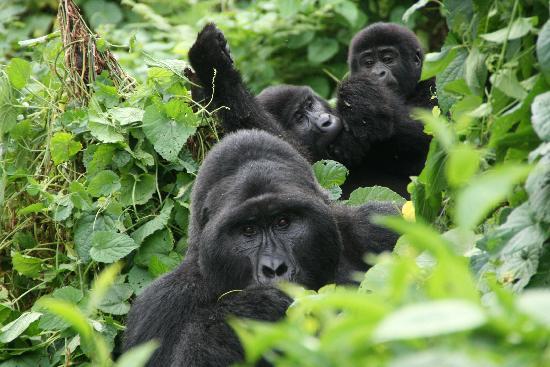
217, 286, 292, 322
188, 23, 236, 89
337, 74, 404, 143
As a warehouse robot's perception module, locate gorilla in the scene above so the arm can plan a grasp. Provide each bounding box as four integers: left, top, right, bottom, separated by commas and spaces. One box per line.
187, 23, 433, 197
123, 130, 399, 366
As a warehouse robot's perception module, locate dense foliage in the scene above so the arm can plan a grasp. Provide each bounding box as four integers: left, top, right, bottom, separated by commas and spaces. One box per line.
0, 0, 549, 366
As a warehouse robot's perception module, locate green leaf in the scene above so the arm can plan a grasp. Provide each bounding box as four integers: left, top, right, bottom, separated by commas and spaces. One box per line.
88, 118, 125, 143
334, 1, 359, 26
12, 252, 42, 278
35, 298, 93, 344
373, 300, 486, 342
50, 132, 82, 165
307, 38, 339, 64
347, 186, 406, 206
115, 341, 159, 367
525, 155, 550, 223
109, 107, 144, 125
38, 286, 84, 331
6, 58, 31, 89
421, 47, 458, 81
97, 283, 133, 315
134, 229, 174, 267
131, 199, 174, 244
455, 165, 531, 229
531, 91, 550, 141
142, 105, 195, 162
120, 173, 156, 206
537, 20, 550, 84
276, 0, 300, 18
490, 68, 527, 100
517, 290, 550, 326
16, 202, 45, 216
90, 231, 138, 263
480, 17, 537, 43
74, 214, 116, 262
128, 266, 154, 296
464, 47, 487, 96
312, 160, 348, 188
436, 49, 467, 113
445, 144, 480, 188
51, 194, 74, 221
87, 170, 121, 197
0, 311, 42, 343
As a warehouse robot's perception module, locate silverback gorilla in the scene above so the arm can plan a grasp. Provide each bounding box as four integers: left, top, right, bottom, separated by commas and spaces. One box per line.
187, 23, 435, 197
123, 130, 399, 366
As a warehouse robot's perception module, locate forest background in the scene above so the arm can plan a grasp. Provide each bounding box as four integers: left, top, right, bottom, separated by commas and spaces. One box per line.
0, 0, 549, 366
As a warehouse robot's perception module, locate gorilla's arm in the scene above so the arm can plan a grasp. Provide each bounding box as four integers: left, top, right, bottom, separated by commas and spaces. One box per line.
332, 201, 400, 281
188, 24, 288, 139
337, 74, 431, 175
171, 287, 291, 367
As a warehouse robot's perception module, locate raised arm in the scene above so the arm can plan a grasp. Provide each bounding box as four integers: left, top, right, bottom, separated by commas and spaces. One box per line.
188, 24, 287, 138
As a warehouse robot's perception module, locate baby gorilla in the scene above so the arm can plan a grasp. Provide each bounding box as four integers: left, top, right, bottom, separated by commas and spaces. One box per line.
123, 130, 399, 366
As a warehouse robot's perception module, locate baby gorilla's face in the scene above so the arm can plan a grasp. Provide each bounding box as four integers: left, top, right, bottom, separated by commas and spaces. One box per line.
199, 194, 341, 291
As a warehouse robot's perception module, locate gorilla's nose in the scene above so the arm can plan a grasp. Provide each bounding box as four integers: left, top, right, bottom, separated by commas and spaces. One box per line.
260, 256, 289, 281
316, 113, 338, 131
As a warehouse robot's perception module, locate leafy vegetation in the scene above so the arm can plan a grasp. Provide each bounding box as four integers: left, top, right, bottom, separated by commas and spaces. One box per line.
0, 0, 549, 366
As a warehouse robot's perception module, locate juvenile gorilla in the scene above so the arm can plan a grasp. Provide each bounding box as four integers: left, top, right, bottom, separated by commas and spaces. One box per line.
187, 23, 432, 196
123, 130, 399, 366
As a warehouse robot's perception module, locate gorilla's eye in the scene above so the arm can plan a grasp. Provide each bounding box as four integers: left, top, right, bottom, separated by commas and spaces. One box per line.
382, 55, 394, 63
242, 225, 257, 236
275, 216, 290, 228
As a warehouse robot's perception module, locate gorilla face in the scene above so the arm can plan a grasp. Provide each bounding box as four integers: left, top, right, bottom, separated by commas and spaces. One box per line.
189, 130, 341, 292
257, 85, 343, 159
348, 22, 424, 97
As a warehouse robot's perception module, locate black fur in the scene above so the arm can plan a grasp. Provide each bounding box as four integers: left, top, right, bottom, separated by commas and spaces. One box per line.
187, 23, 434, 197
123, 130, 399, 366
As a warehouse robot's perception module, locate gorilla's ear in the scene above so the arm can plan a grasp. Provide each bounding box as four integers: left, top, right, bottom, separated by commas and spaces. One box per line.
414, 49, 422, 68
199, 207, 210, 228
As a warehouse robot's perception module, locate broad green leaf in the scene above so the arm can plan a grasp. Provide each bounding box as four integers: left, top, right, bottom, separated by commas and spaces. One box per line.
128, 266, 154, 296
525, 155, 550, 223
38, 286, 83, 331
120, 173, 156, 206
131, 199, 174, 245
84, 144, 116, 175
142, 105, 195, 162
16, 202, 45, 216
0, 311, 42, 343
84, 0, 122, 28
69, 181, 94, 211
531, 91, 550, 141
455, 165, 531, 229
50, 132, 82, 165
373, 300, 486, 342
517, 290, 550, 326
421, 47, 458, 81
445, 144, 480, 187
537, 20, 550, 84
90, 231, 138, 263
12, 252, 42, 278
135, 228, 174, 267
148, 253, 181, 277
390, 350, 485, 367
0, 74, 18, 134
347, 186, 406, 206
116, 341, 159, 367
35, 298, 92, 344
312, 160, 348, 188
98, 283, 133, 315
464, 47, 487, 96
74, 214, 116, 262
88, 262, 123, 314
307, 38, 339, 64
334, 1, 359, 26
109, 107, 144, 125
6, 58, 31, 89
88, 119, 125, 143
490, 69, 527, 100
276, 0, 300, 18
481, 17, 537, 43
51, 194, 74, 221
87, 170, 121, 197
436, 49, 467, 113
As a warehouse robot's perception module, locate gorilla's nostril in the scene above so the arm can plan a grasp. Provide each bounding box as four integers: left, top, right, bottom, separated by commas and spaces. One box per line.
275, 263, 288, 276
262, 265, 276, 278
321, 120, 332, 128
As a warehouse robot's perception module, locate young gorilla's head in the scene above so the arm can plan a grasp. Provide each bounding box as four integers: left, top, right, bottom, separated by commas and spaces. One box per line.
348, 22, 424, 97
187, 130, 342, 292
256, 85, 343, 161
